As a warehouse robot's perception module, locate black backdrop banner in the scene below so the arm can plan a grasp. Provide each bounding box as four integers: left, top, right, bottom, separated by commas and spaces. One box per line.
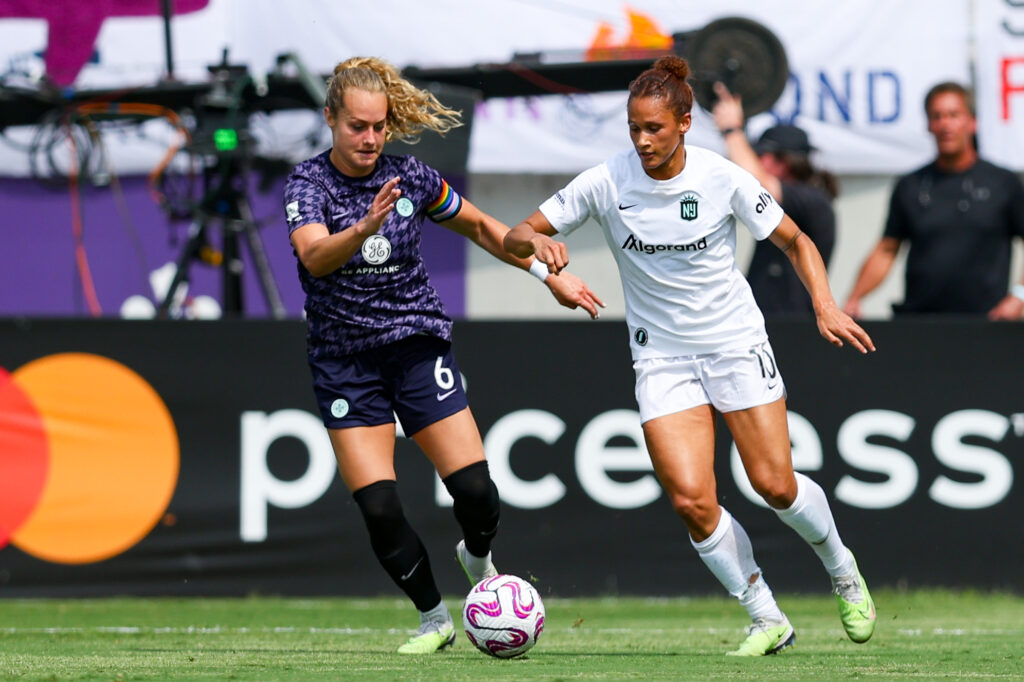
0, 319, 1020, 597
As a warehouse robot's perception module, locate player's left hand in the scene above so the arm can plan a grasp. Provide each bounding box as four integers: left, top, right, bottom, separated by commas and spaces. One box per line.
987, 295, 1024, 321
815, 302, 876, 353
529, 233, 570, 274
544, 271, 606, 319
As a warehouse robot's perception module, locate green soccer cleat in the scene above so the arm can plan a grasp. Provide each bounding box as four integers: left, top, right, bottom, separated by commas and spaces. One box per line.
832, 558, 876, 643
396, 619, 456, 655
455, 539, 498, 586
726, 617, 796, 657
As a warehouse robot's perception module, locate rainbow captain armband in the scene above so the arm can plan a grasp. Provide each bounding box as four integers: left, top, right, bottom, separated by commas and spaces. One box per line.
426, 180, 463, 221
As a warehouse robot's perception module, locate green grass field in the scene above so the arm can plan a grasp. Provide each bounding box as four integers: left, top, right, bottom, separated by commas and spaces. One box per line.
1, 590, 1022, 681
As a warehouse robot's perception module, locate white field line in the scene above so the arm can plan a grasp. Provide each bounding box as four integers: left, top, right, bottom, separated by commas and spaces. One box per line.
0, 625, 1020, 637
0, 626, 406, 635
895, 628, 1024, 636
582, 627, 1023, 636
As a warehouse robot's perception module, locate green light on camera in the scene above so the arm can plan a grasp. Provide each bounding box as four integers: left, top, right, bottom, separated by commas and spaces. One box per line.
213, 128, 238, 151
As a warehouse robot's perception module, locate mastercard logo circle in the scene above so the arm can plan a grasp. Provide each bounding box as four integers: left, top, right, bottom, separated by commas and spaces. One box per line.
0, 353, 179, 564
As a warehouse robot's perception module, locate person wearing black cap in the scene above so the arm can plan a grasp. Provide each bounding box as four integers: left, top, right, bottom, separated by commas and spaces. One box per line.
713, 83, 837, 315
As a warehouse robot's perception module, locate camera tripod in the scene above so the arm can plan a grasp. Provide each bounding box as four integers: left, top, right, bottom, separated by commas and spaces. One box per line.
157, 153, 286, 319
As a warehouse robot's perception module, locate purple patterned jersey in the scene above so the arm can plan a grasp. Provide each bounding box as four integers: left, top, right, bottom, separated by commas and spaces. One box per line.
283, 151, 463, 358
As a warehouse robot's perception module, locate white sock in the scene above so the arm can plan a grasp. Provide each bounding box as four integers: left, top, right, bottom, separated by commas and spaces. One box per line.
691, 508, 785, 622
420, 600, 451, 625
461, 545, 492, 576
739, 574, 786, 623
774, 472, 854, 577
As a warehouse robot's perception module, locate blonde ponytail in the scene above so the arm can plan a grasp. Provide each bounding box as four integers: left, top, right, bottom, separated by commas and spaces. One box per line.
325, 56, 462, 143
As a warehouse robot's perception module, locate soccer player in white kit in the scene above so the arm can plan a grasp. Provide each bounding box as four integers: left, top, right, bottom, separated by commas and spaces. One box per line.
505, 55, 878, 656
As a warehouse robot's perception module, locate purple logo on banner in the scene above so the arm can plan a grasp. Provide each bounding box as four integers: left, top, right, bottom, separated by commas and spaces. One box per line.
0, 0, 210, 85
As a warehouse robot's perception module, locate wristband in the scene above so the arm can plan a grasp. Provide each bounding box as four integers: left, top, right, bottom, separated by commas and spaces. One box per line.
1011, 283, 1024, 303
528, 259, 550, 282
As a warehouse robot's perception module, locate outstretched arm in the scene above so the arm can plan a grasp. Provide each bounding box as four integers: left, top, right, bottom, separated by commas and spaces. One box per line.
441, 197, 528, 268
444, 200, 605, 318
842, 237, 901, 318
770, 215, 875, 353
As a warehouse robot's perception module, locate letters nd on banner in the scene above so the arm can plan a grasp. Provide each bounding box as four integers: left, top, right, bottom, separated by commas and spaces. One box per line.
0, 320, 1021, 597
465, 0, 979, 174
0, 1, 1018, 174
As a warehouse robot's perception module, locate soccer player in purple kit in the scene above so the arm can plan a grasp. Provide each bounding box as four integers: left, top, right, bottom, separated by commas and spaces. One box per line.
283, 56, 604, 654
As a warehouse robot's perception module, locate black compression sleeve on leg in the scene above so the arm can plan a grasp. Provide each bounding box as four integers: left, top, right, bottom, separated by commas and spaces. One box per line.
442, 461, 500, 558
352, 480, 441, 612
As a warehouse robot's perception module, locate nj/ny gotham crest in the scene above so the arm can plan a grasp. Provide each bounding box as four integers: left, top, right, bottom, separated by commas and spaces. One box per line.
680, 192, 699, 220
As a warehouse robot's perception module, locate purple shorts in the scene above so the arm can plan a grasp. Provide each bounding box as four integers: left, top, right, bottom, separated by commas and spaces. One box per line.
308, 334, 468, 435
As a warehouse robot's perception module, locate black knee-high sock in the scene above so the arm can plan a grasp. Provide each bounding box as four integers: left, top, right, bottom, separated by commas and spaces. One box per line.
442, 461, 500, 558
352, 480, 441, 612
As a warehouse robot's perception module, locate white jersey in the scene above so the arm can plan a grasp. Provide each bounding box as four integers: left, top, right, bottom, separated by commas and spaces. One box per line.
540, 145, 785, 360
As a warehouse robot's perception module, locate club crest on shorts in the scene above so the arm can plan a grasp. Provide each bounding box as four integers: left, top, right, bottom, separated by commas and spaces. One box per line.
330, 399, 349, 419
361, 235, 392, 264
634, 327, 649, 346
679, 193, 699, 221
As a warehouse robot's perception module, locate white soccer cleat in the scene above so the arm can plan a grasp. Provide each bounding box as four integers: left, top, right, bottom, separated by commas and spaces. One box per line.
455, 539, 498, 585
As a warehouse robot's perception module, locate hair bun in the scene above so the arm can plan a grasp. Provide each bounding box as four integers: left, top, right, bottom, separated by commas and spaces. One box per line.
653, 55, 690, 80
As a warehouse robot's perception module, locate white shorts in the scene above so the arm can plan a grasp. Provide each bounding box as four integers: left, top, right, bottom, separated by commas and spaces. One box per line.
633, 341, 786, 423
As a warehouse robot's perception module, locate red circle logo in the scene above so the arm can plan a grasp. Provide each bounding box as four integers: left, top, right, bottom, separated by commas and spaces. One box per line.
0, 353, 179, 564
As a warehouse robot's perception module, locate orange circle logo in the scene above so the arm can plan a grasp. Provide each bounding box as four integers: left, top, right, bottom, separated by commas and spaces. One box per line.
0, 353, 179, 564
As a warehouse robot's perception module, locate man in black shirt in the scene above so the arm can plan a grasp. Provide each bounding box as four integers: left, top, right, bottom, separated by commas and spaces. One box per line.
844, 82, 1024, 318
713, 83, 837, 315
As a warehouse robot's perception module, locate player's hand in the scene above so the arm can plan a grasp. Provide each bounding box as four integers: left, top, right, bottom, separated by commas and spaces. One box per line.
544, 271, 606, 319
987, 294, 1024, 321
712, 82, 745, 133
529, 233, 569, 274
815, 301, 876, 353
362, 176, 401, 235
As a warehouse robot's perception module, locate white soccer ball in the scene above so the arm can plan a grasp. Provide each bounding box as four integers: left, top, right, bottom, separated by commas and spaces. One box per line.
462, 574, 545, 658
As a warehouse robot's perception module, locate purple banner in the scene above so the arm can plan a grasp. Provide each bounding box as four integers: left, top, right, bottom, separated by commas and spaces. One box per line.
0, 174, 466, 318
